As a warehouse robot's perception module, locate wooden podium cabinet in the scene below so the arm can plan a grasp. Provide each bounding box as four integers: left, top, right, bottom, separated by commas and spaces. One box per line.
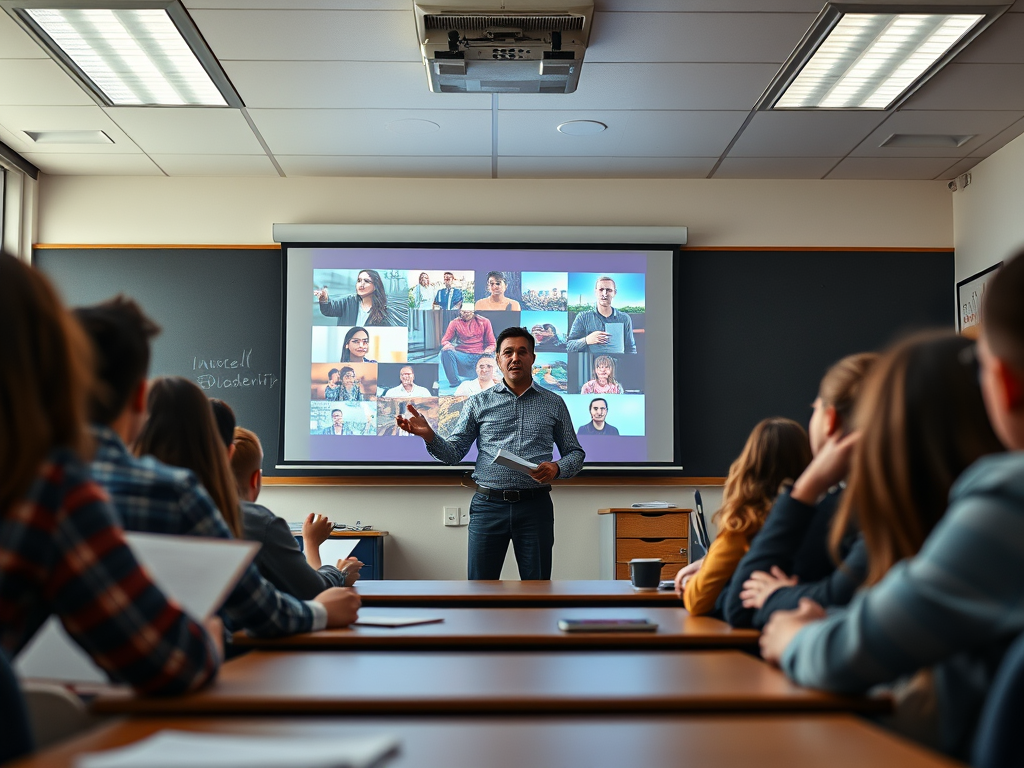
598, 508, 690, 581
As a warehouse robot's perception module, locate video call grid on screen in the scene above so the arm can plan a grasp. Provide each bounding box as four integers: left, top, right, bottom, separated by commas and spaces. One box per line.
282, 245, 678, 471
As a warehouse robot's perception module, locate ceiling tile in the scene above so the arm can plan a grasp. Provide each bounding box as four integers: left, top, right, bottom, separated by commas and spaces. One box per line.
498, 156, 716, 178
102, 108, 265, 154
223, 61, 489, 110
498, 110, 747, 157
954, 13, 1024, 64
901, 64, 1024, 111
729, 111, 888, 157
186, 1, 407, 7
586, 12, 815, 63
826, 157, 962, 180
0, 106, 141, 153
502, 63, 780, 111
849, 110, 1024, 157
277, 155, 491, 177
190, 9, 418, 61
22, 152, 163, 175
0, 60, 95, 106
149, 154, 279, 176
249, 108, 492, 155
941, 157, 982, 180
969, 115, 1024, 156
599, 0, 826, 9
0, 10, 48, 58
712, 156, 840, 178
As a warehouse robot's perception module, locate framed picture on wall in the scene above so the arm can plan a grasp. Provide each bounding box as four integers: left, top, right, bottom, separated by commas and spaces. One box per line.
957, 262, 1003, 338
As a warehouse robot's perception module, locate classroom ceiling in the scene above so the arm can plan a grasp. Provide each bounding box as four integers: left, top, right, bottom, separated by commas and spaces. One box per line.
1, 0, 1023, 180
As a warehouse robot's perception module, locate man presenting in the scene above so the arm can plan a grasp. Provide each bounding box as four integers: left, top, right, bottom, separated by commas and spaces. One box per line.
440, 308, 496, 387
398, 327, 585, 579
566, 276, 637, 354
577, 397, 620, 436
384, 366, 431, 398
432, 271, 463, 310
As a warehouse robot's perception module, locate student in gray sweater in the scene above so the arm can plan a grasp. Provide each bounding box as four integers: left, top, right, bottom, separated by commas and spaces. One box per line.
761, 319, 1018, 758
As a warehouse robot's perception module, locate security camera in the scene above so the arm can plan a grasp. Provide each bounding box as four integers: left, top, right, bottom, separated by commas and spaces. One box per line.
948, 180, 958, 192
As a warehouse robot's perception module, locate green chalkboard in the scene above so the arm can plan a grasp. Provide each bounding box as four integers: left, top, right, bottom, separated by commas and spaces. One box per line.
35, 247, 286, 476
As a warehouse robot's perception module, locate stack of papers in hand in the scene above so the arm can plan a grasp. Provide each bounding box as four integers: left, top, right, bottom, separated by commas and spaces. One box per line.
493, 449, 539, 475
76, 731, 399, 768
630, 501, 677, 509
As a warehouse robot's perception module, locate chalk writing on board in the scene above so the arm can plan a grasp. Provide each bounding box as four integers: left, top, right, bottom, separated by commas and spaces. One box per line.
193, 348, 279, 391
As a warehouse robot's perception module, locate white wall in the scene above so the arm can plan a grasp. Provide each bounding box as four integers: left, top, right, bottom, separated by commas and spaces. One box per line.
37, 174, 953, 579
954, 132, 1024, 282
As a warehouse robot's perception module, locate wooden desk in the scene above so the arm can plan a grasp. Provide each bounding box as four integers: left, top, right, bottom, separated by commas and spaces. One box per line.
91, 649, 886, 717
598, 507, 691, 581
234, 606, 760, 651
356, 579, 682, 607
15, 715, 959, 768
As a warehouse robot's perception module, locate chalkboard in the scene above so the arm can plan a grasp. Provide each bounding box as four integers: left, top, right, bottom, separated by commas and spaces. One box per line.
36, 246, 954, 480
676, 249, 954, 476
35, 247, 287, 476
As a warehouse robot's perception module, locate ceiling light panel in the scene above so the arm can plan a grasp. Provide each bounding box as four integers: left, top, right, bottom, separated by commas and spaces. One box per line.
765, 5, 999, 111
5, 2, 241, 107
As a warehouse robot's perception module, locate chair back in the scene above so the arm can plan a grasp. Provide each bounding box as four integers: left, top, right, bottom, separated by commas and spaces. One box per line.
690, 490, 711, 559
973, 631, 1024, 768
0, 650, 33, 765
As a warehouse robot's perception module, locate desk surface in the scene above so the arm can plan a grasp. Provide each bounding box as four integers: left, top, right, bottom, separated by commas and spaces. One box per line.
234, 606, 760, 651
91, 649, 885, 717
16, 715, 959, 768
356, 579, 682, 607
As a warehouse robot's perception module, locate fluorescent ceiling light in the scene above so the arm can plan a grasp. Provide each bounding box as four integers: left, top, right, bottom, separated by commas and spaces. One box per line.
5, 2, 240, 107
762, 5, 998, 111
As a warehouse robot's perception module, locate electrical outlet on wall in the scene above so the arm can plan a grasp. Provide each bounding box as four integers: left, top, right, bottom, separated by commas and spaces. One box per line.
459, 508, 469, 525
444, 506, 460, 527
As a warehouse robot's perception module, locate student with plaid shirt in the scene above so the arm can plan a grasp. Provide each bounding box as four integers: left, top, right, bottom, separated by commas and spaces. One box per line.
75, 298, 360, 637
0, 256, 220, 695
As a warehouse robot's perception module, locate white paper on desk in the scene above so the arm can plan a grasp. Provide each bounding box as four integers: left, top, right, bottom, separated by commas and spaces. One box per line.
493, 449, 538, 475
353, 616, 444, 628
320, 538, 359, 566
75, 731, 400, 768
602, 323, 624, 354
15, 533, 258, 684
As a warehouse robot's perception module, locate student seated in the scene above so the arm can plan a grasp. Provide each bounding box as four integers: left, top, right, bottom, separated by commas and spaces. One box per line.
760, 325, 1010, 758
232, 427, 362, 599
677, 417, 812, 616
75, 297, 359, 637
0, 256, 220, 694
722, 353, 877, 628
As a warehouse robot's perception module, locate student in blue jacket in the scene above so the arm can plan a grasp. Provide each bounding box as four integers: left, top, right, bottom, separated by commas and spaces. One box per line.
722, 352, 877, 628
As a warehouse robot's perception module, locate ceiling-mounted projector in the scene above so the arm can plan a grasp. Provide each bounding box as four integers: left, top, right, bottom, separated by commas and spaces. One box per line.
414, 0, 593, 94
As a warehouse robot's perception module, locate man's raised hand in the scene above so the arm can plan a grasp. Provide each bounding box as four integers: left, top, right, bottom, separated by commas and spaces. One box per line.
396, 404, 436, 442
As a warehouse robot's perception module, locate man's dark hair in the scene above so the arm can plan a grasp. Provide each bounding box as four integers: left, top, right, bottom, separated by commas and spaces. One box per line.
443, 271, 455, 278
327, 367, 340, 379
209, 398, 236, 449
590, 397, 608, 410
74, 296, 160, 426
496, 326, 535, 354
331, 409, 342, 416
984, 251, 1024, 370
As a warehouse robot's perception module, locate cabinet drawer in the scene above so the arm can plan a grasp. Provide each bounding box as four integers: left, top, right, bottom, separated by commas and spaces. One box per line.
615, 512, 688, 539
616, 562, 682, 582
615, 537, 687, 562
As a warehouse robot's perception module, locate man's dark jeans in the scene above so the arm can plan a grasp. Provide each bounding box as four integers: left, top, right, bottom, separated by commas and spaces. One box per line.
467, 491, 554, 580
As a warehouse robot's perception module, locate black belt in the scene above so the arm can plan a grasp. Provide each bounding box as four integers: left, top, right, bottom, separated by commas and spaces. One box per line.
472, 485, 551, 502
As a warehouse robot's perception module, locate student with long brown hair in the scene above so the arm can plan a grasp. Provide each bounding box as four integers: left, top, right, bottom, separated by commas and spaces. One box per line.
761, 330, 1007, 757
679, 417, 812, 616
722, 352, 877, 628
135, 376, 243, 537
0, 256, 220, 696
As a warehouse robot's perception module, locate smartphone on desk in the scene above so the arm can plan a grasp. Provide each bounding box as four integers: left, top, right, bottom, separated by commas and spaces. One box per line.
558, 619, 658, 633
658, 580, 676, 591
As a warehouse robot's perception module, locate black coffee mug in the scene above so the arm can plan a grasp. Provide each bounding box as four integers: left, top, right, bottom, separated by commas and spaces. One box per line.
629, 558, 662, 590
